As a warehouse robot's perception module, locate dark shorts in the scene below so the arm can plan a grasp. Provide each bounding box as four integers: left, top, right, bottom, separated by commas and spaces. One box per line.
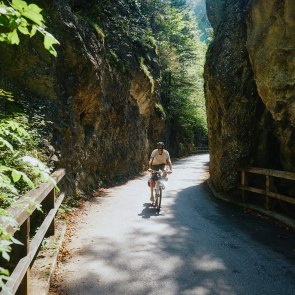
152, 164, 165, 171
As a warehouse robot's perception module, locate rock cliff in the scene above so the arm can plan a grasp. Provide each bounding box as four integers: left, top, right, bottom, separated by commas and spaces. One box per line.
205, 0, 295, 201
0, 0, 164, 195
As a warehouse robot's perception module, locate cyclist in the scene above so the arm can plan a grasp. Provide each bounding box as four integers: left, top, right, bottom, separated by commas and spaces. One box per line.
148, 142, 172, 202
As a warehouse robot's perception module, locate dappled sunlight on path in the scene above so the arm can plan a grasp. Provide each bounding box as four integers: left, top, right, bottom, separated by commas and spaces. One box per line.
51, 154, 295, 295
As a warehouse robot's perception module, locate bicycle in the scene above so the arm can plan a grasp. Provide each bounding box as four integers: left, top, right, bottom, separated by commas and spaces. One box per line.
148, 169, 171, 212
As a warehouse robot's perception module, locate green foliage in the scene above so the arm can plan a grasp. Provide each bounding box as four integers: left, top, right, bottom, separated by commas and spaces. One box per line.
0, 266, 10, 294
72, 1, 208, 155
186, 0, 213, 44
0, 2, 59, 291
0, 90, 54, 291
74, 11, 106, 45
154, 102, 166, 119
73, 0, 155, 72
92, 23, 105, 44
0, 209, 21, 294
0, 0, 59, 56
0, 91, 53, 207
139, 57, 155, 93
143, 0, 208, 155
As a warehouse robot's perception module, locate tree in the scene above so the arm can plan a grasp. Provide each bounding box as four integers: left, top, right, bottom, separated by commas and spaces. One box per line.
142, 0, 208, 154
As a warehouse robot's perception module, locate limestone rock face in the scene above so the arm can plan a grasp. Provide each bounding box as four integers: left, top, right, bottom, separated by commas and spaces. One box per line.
0, 0, 163, 195
204, 0, 262, 192
205, 0, 295, 195
247, 0, 295, 171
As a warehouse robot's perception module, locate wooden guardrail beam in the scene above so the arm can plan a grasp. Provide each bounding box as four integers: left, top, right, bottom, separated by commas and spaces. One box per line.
238, 167, 295, 213
192, 148, 209, 154
238, 167, 295, 181
0, 168, 66, 295
1, 169, 65, 236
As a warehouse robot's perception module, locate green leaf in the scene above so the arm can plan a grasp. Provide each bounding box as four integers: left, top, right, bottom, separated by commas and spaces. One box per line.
11, 0, 28, 12
22, 6, 44, 26
18, 25, 30, 35
10, 237, 23, 245
0, 267, 9, 276
2, 250, 10, 262
44, 33, 59, 57
19, 172, 34, 188
0, 167, 12, 175
27, 4, 42, 15
0, 137, 14, 152
11, 170, 21, 183
17, 18, 30, 35
30, 24, 37, 37
0, 33, 7, 42
7, 30, 19, 44
0, 173, 17, 194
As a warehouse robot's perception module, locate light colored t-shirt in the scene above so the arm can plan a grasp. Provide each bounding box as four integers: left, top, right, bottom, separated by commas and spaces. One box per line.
150, 149, 170, 165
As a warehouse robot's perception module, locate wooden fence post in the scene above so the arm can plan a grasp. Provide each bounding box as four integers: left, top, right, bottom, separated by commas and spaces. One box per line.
16, 219, 30, 295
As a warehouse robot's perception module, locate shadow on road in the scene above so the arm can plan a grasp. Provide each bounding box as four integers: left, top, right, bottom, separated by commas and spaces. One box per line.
57, 155, 295, 295
137, 203, 163, 218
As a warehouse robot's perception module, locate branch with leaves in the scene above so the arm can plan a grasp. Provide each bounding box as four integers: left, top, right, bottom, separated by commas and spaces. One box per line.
0, 0, 59, 56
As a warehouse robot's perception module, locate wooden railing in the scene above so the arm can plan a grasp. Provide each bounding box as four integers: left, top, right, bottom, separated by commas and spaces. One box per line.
238, 167, 295, 210
0, 168, 66, 295
192, 147, 209, 154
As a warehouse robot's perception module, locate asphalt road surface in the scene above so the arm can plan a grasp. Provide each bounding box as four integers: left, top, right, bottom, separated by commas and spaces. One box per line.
52, 154, 295, 295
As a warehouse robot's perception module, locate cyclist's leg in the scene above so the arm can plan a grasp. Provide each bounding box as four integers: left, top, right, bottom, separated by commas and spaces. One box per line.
150, 178, 155, 201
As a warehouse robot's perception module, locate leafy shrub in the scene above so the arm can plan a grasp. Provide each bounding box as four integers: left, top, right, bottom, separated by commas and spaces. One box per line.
0, 1, 59, 290
0, 91, 54, 207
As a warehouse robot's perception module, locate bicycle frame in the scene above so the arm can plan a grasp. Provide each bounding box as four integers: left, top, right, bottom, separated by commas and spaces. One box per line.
149, 170, 168, 212
154, 175, 165, 194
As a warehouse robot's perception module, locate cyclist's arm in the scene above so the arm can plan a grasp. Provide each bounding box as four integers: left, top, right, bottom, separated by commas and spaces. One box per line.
167, 158, 172, 172
149, 157, 154, 169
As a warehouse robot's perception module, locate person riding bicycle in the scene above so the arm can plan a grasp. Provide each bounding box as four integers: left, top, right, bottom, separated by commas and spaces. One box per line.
148, 142, 172, 202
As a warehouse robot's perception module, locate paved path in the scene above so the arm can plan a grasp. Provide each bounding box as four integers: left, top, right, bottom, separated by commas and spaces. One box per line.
51, 154, 295, 295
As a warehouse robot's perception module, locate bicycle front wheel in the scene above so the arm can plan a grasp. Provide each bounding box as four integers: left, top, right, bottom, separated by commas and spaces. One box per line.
156, 188, 162, 212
